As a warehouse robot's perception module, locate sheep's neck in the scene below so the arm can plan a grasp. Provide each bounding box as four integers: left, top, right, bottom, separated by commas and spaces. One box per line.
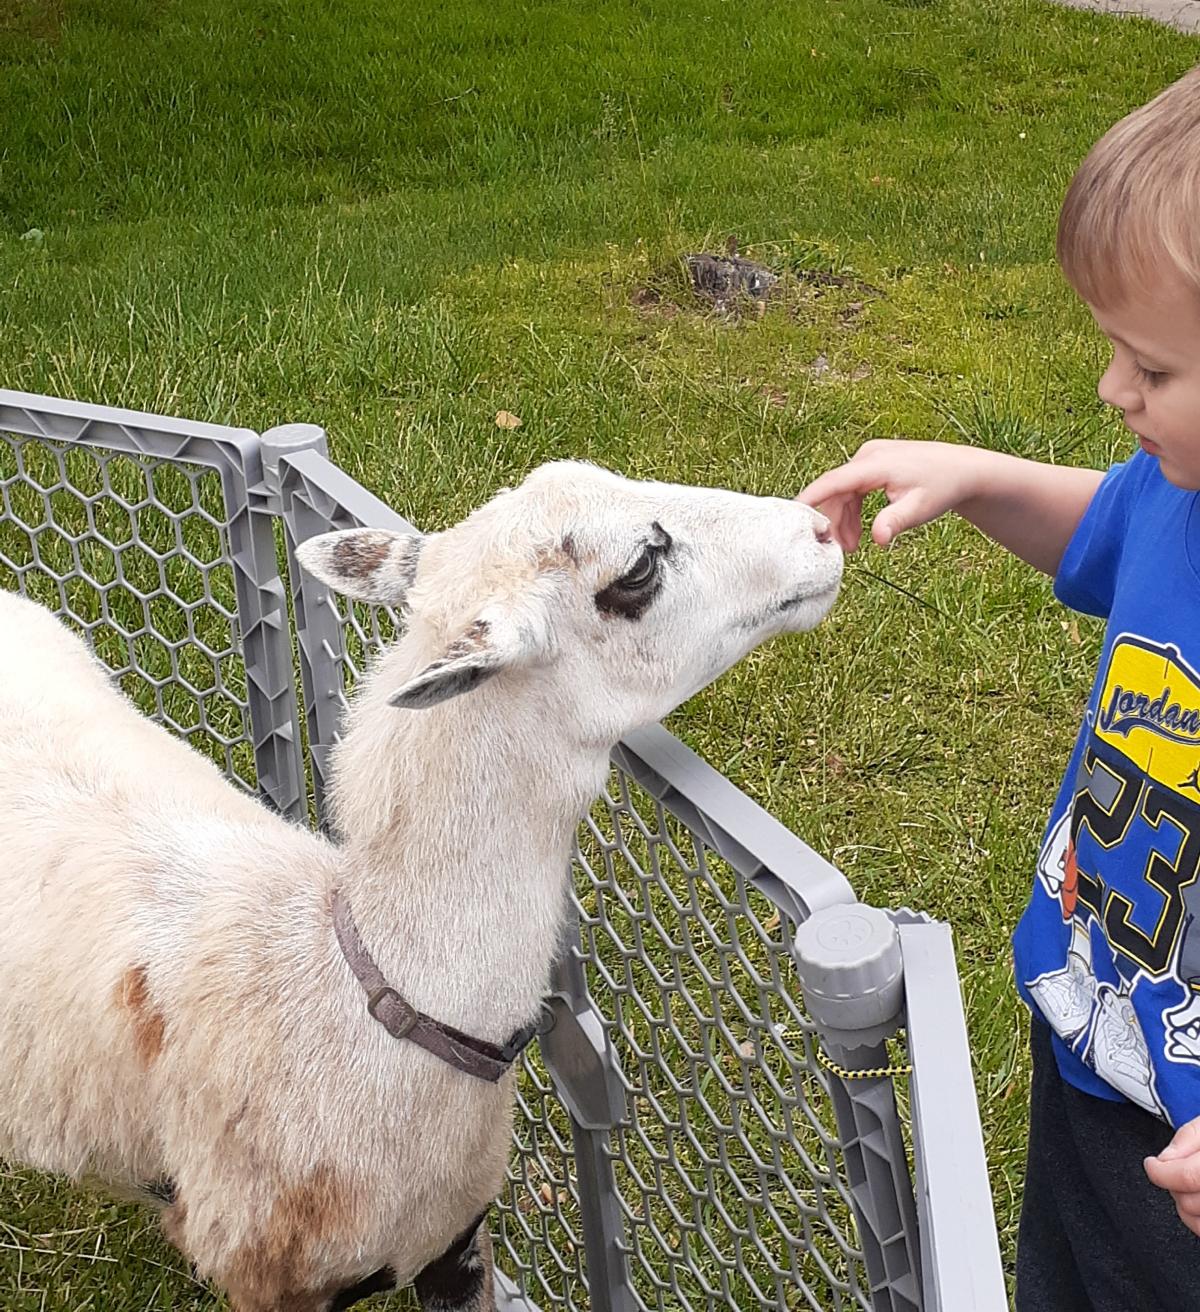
332, 687, 607, 1044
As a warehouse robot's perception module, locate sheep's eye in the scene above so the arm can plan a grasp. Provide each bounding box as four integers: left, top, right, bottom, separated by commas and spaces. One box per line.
617, 547, 658, 590
595, 527, 670, 619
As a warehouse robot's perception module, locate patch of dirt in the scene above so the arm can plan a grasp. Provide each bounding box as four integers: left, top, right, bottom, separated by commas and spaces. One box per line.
630, 286, 680, 318
631, 240, 885, 324
0, 0, 65, 41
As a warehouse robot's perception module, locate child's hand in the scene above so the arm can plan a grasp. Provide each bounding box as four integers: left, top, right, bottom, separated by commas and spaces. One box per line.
796, 439, 984, 554
1144, 1116, 1200, 1236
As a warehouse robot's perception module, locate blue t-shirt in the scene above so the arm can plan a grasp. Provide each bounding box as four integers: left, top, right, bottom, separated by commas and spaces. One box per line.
1013, 450, 1200, 1127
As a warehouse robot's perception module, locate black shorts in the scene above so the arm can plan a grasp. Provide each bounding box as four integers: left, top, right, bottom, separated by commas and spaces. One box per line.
1017, 1017, 1200, 1311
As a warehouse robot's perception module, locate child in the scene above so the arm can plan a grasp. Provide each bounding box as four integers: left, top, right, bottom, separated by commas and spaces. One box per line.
799, 66, 1200, 1311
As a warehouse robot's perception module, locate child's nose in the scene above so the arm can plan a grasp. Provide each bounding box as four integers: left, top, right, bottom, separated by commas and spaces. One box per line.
1098, 361, 1141, 413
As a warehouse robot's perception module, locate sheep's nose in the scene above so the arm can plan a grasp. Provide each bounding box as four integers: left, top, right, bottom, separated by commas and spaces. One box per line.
814, 515, 834, 545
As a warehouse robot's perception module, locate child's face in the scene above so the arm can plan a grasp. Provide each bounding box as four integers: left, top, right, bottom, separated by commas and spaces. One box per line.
1089, 282, 1200, 489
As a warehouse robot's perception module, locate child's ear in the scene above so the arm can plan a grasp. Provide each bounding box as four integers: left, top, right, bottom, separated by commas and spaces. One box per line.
295, 528, 426, 607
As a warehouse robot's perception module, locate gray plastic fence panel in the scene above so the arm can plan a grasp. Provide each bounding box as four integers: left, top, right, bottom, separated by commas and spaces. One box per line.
0, 396, 1008, 1311
899, 924, 1007, 1312
274, 444, 931, 1312
790, 905, 923, 1312
0, 389, 306, 820
612, 726, 855, 926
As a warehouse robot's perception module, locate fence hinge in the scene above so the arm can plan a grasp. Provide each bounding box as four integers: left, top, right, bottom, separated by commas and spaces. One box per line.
258, 423, 329, 513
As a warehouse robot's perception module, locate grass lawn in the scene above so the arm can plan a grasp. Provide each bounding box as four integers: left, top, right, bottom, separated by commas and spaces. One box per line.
3, 0, 1200, 1306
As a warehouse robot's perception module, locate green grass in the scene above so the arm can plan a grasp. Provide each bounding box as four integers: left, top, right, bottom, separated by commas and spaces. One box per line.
2, 0, 1199, 1306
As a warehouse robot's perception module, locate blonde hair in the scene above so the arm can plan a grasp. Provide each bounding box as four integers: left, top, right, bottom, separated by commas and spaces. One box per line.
1057, 65, 1200, 307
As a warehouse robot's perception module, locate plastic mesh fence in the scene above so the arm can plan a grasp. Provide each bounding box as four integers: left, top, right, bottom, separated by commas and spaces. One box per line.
0, 430, 257, 792
0, 413, 930, 1311
573, 784, 869, 1312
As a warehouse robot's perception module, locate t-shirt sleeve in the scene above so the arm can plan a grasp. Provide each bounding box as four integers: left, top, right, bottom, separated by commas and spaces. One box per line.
1054, 455, 1147, 619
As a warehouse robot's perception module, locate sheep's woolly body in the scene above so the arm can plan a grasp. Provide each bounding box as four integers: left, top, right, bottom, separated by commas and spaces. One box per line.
0, 590, 527, 1303
0, 461, 842, 1310
0, 590, 563, 1296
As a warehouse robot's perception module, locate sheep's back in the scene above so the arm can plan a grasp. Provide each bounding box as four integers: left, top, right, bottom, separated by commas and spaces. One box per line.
0, 592, 287, 1179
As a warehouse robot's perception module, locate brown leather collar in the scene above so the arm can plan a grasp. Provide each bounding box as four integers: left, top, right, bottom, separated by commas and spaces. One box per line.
331, 888, 537, 1083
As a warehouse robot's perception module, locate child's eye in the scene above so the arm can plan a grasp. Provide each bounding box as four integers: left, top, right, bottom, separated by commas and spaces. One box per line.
1133, 361, 1168, 386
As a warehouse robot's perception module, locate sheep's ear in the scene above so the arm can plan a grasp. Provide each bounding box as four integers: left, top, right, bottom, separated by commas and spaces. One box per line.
295, 529, 425, 607
389, 597, 553, 710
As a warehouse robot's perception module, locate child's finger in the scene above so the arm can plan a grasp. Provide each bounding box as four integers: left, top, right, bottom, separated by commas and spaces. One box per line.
871, 488, 933, 546
1159, 1114, 1200, 1161
796, 462, 879, 510
1144, 1150, 1200, 1194
829, 498, 864, 554
795, 485, 864, 553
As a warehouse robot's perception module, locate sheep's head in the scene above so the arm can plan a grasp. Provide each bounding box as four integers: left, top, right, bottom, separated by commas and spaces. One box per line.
296, 461, 842, 739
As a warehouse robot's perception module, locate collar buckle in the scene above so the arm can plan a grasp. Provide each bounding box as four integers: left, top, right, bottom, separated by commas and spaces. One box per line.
367, 985, 418, 1038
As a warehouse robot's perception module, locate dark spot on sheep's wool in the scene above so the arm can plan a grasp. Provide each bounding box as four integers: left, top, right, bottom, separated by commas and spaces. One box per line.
223, 1164, 354, 1310
648, 522, 672, 553
594, 526, 671, 621
414, 1214, 489, 1308
331, 532, 394, 580
330, 1267, 397, 1310
534, 540, 576, 574
594, 577, 659, 620
441, 619, 491, 662
560, 533, 579, 564
114, 965, 166, 1067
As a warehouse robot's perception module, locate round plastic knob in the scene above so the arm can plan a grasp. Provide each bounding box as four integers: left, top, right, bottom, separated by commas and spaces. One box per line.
260, 424, 328, 485
793, 904, 904, 1032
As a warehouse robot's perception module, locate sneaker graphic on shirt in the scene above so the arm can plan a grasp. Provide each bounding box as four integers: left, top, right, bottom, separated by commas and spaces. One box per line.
1089, 984, 1158, 1114
1028, 918, 1095, 1043
1034, 812, 1071, 903
1163, 989, 1200, 1064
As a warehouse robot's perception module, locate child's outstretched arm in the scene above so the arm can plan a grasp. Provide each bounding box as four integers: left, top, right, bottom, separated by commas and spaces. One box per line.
797, 439, 1104, 576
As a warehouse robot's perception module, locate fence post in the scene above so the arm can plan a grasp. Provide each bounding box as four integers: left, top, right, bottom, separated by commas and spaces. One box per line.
898, 923, 1007, 1312
793, 905, 922, 1312
218, 427, 313, 822
259, 424, 339, 824
538, 914, 638, 1312
260, 424, 329, 509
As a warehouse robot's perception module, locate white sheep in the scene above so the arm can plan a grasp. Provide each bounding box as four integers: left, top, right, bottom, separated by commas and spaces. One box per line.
0, 459, 841, 1312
